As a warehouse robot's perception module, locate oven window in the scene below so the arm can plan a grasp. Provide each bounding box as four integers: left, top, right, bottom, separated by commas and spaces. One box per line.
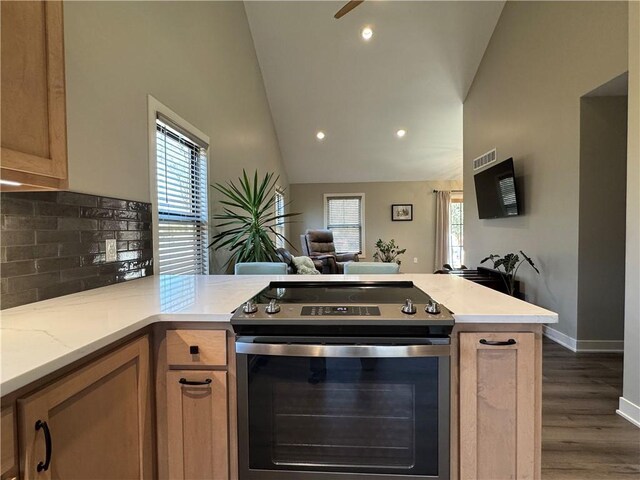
244, 355, 441, 476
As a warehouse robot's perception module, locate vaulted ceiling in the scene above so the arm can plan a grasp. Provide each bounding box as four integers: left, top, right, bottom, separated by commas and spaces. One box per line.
245, 1, 504, 184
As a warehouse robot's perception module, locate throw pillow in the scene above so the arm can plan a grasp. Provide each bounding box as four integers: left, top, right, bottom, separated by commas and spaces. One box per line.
292, 256, 320, 275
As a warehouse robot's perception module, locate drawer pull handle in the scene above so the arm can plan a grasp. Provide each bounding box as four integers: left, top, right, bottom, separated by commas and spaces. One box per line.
189, 345, 199, 354
179, 377, 212, 386
479, 338, 516, 346
35, 420, 52, 473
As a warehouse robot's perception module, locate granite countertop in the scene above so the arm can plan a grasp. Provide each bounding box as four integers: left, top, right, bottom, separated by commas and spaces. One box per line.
0, 274, 558, 396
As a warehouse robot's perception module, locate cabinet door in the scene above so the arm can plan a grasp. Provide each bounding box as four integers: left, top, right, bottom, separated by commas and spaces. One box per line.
166, 370, 229, 480
18, 336, 153, 480
459, 332, 536, 480
1, 405, 18, 479
0, 0, 68, 190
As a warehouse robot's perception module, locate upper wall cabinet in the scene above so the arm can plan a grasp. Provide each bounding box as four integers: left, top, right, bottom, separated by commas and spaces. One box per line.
1, 0, 68, 191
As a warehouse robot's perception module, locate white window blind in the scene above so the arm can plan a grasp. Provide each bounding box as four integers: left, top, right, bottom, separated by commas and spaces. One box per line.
155, 114, 209, 275
325, 195, 363, 253
274, 189, 285, 249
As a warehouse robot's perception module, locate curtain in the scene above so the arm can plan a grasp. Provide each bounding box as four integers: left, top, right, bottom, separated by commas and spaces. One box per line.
434, 191, 451, 270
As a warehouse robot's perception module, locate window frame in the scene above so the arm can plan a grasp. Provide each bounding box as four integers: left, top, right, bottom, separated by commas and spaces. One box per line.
148, 95, 211, 275
449, 192, 464, 269
274, 187, 286, 249
323, 193, 366, 257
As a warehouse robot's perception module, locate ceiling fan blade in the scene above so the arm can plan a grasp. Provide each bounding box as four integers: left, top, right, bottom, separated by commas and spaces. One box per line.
334, 0, 364, 19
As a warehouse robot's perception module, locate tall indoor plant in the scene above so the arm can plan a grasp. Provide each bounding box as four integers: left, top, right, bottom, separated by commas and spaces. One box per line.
209, 170, 299, 267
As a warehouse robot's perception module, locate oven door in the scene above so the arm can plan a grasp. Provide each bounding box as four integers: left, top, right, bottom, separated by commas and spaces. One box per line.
236, 337, 450, 480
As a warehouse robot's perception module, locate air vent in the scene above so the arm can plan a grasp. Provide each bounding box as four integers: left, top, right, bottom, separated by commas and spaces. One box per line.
473, 149, 497, 171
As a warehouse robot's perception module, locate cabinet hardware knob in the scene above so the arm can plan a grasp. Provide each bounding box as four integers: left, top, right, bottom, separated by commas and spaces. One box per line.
189, 345, 199, 354
479, 338, 516, 346
35, 420, 52, 472
179, 377, 212, 386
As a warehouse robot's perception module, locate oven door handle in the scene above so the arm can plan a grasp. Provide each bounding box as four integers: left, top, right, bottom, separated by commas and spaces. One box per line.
235, 340, 450, 358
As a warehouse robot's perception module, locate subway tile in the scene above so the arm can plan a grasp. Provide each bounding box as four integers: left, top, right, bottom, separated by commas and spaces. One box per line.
58, 217, 98, 231
99, 197, 128, 210
80, 207, 114, 219
1, 278, 7, 294
4, 244, 58, 261
138, 211, 152, 222
2, 192, 58, 203
38, 281, 82, 301
0, 260, 36, 278
57, 192, 97, 207
99, 220, 128, 231
114, 210, 138, 220
82, 274, 116, 290
80, 231, 115, 242
6, 272, 59, 293
80, 253, 107, 266
1, 289, 38, 309
3, 215, 57, 231
116, 231, 140, 241
1, 197, 34, 215
36, 256, 80, 273
60, 266, 99, 282
36, 230, 80, 244
35, 202, 80, 217
127, 240, 152, 251
117, 241, 128, 252
127, 201, 150, 212
59, 242, 100, 256
140, 231, 152, 240
117, 250, 142, 262
1, 230, 35, 246
117, 270, 142, 282
127, 221, 145, 231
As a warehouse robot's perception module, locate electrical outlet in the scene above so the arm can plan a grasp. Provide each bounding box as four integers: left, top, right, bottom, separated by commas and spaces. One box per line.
413, 257, 418, 264
105, 239, 117, 263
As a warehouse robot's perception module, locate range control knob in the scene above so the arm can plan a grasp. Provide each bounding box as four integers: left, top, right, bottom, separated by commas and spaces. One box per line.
425, 300, 441, 315
401, 299, 417, 315
265, 299, 281, 315
242, 300, 258, 314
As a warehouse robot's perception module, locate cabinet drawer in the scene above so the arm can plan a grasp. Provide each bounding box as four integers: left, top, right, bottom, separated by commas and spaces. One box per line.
167, 330, 227, 367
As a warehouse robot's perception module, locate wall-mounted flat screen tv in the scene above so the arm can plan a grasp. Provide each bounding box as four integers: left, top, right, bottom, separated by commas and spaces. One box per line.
474, 157, 520, 219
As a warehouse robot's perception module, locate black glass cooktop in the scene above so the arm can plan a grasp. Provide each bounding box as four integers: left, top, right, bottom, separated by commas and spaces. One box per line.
252, 281, 433, 304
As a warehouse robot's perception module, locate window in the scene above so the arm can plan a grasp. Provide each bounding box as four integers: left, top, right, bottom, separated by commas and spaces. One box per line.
324, 194, 365, 254
449, 193, 464, 268
274, 188, 285, 249
153, 110, 209, 275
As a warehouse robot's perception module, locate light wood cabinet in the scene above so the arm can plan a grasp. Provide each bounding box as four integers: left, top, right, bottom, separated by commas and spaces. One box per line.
1, 405, 17, 479
459, 331, 537, 480
17, 336, 153, 479
166, 370, 229, 480
0, 0, 68, 191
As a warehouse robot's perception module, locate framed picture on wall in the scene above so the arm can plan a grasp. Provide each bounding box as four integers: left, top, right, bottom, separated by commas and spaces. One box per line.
391, 204, 413, 221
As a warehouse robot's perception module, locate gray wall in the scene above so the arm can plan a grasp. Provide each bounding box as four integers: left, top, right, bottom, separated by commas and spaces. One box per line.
578, 97, 627, 341
290, 180, 462, 273
622, 1, 640, 420
463, 1, 628, 339
63, 1, 289, 273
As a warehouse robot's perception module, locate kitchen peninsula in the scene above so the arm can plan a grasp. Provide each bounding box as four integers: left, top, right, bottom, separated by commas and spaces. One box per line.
1, 274, 557, 480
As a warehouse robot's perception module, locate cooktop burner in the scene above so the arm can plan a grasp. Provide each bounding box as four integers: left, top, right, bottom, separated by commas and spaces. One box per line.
231, 281, 454, 334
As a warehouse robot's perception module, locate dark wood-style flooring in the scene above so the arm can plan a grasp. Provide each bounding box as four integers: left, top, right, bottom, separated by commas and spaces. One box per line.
542, 338, 640, 479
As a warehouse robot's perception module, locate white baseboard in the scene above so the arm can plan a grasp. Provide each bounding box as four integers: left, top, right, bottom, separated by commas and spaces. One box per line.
542, 326, 624, 353
617, 397, 640, 428
543, 326, 577, 351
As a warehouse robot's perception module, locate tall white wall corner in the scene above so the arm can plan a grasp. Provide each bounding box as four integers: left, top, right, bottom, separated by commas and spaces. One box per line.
617, 397, 640, 428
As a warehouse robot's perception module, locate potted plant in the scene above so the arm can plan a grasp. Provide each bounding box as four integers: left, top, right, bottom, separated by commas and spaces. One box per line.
480, 251, 540, 296
372, 239, 407, 265
209, 170, 299, 268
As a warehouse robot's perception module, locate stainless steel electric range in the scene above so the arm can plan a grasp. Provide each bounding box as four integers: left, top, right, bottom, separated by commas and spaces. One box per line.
231, 281, 454, 480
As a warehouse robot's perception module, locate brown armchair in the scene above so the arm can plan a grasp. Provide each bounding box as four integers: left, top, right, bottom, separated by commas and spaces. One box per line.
300, 229, 359, 274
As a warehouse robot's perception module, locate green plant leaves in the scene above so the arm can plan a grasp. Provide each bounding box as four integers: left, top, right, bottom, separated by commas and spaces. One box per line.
372, 238, 406, 265
208, 170, 300, 268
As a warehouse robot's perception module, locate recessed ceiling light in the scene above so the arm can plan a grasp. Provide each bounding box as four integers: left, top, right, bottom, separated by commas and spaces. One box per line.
396, 129, 407, 138
361, 27, 373, 41
0, 179, 22, 186
316, 131, 326, 141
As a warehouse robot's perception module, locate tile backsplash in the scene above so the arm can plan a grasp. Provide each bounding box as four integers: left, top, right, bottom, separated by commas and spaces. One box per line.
1, 191, 153, 309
